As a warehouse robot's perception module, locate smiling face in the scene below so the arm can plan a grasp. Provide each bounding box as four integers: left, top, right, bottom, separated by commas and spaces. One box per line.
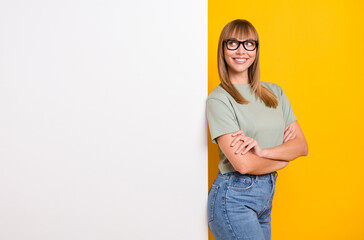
223, 33, 257, 78
217, 20, 261, 87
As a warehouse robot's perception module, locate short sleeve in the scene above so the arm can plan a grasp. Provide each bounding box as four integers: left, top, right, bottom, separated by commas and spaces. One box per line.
280, 87, 297, 127
206, 98, 240, 144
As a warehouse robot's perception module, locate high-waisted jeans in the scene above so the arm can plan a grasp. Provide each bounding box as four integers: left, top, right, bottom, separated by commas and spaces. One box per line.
208, 171, 278, 240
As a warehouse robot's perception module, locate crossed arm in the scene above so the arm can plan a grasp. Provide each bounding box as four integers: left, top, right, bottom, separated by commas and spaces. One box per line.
216, 120, 308, 175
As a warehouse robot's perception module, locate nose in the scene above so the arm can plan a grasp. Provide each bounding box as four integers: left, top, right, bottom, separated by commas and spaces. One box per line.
236, 43, 247, 54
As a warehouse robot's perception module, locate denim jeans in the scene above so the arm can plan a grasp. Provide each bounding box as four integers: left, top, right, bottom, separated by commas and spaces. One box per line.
208, 171, 278, 240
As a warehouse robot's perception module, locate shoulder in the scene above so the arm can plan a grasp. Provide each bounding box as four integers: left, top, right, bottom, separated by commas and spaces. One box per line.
206, 84, 236, 113
207, 84, 232, 104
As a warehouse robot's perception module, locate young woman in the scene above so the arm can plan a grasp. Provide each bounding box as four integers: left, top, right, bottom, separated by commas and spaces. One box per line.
206, 19, 308, 240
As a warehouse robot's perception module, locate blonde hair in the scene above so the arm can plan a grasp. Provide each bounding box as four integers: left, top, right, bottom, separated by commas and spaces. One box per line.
218, 19, 278, 108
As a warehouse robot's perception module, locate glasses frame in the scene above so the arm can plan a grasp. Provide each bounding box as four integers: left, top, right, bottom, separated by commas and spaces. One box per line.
224, 39, 259, 51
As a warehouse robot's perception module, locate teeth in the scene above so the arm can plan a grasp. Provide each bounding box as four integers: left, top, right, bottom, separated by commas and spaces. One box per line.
234, 58, 247, 62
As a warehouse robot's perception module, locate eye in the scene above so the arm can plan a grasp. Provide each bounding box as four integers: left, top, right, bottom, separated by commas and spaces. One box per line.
244, 40, 257, 50
246, 41, 253, 46
227, 40, 238, 47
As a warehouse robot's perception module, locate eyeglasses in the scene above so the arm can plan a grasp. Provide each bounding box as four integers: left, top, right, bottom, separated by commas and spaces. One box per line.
224, 39, 258, 51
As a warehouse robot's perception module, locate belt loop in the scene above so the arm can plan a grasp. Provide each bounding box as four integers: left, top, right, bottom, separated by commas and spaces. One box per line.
273, 172, 277, 181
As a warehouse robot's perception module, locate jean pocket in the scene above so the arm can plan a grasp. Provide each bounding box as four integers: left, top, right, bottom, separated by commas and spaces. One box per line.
227, 176, 254, 191
208, 184, 219, 222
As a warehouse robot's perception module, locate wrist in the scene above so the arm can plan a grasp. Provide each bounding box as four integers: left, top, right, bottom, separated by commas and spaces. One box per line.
260, 148, 271, 158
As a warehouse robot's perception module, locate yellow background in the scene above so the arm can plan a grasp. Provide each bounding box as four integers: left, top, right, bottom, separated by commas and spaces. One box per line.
208, 0, 364, 239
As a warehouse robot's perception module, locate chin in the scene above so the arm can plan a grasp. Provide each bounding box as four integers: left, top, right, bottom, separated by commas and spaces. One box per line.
232, 68, 249, 73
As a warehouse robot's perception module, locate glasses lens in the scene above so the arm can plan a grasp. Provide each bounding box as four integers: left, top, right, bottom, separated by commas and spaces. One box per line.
244, 40, 256, 51
226, 40, 239, 50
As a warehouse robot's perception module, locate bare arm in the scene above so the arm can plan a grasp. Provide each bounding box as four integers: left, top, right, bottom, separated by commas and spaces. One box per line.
261, 120, 308, 161
217, 133, 289, 175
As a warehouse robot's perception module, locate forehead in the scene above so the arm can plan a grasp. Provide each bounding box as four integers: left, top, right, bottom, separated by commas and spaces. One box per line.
228, 28, 256, 41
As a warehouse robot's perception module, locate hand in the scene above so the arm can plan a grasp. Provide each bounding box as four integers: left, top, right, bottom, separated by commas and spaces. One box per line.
231, 130, 264, 157
283, 125, 296, 143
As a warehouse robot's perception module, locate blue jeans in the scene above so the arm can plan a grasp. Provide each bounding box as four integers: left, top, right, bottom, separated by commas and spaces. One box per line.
208, 171, 278, 240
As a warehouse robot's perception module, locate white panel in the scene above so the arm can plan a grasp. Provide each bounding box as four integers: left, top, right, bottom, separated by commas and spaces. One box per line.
0, 1, 207, 239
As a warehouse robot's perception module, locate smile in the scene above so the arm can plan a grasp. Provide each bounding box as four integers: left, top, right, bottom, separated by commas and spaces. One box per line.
233, 58, 248, 64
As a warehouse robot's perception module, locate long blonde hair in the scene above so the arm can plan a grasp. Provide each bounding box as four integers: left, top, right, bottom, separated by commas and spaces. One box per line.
218, 19, 278, 108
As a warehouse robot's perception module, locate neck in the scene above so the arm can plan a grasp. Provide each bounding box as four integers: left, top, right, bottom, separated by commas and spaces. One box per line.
228, 69, 249, 85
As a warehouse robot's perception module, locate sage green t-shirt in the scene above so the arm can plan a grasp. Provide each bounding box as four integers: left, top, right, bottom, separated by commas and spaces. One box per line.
206, 81, 297, 174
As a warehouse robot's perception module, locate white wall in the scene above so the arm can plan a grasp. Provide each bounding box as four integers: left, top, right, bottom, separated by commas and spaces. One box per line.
0, 1, 207, 239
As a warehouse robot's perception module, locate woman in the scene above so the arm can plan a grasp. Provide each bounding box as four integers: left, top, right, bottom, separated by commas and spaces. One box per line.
206, 19, 308, 240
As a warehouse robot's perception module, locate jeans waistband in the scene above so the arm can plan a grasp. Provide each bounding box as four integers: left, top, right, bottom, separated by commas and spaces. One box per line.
218, 170, 278, 181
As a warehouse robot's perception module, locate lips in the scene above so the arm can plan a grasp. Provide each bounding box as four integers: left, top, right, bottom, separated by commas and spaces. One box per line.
233, 58, 248, 63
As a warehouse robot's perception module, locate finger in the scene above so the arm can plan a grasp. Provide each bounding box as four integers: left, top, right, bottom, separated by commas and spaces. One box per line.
284, 131, 295, 142
231, 130, 244, 137
232, 130, 245, 137
235, 142, 247, 154
235, 138, 253, 154
235, 142, 246, 154
288, 129, 296, 140
283, 130, 291, 142
284, 125, 291, 133
240, 136, 252, 144
283, 132, 290, 142
286, 130, 296, 141
283, 131, 288, 140
284, 126, 289, 133
283, 131, 289, 142
241, 141, 257, 154
283, 127, 294, 140
284, 126, 293, 135
231, 135, 244, 147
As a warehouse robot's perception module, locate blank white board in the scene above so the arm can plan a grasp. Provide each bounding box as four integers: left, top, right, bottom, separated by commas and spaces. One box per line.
0, 1, 208, 239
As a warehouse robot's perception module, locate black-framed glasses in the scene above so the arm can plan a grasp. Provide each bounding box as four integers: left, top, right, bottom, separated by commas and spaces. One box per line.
224, 39, 258, 51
